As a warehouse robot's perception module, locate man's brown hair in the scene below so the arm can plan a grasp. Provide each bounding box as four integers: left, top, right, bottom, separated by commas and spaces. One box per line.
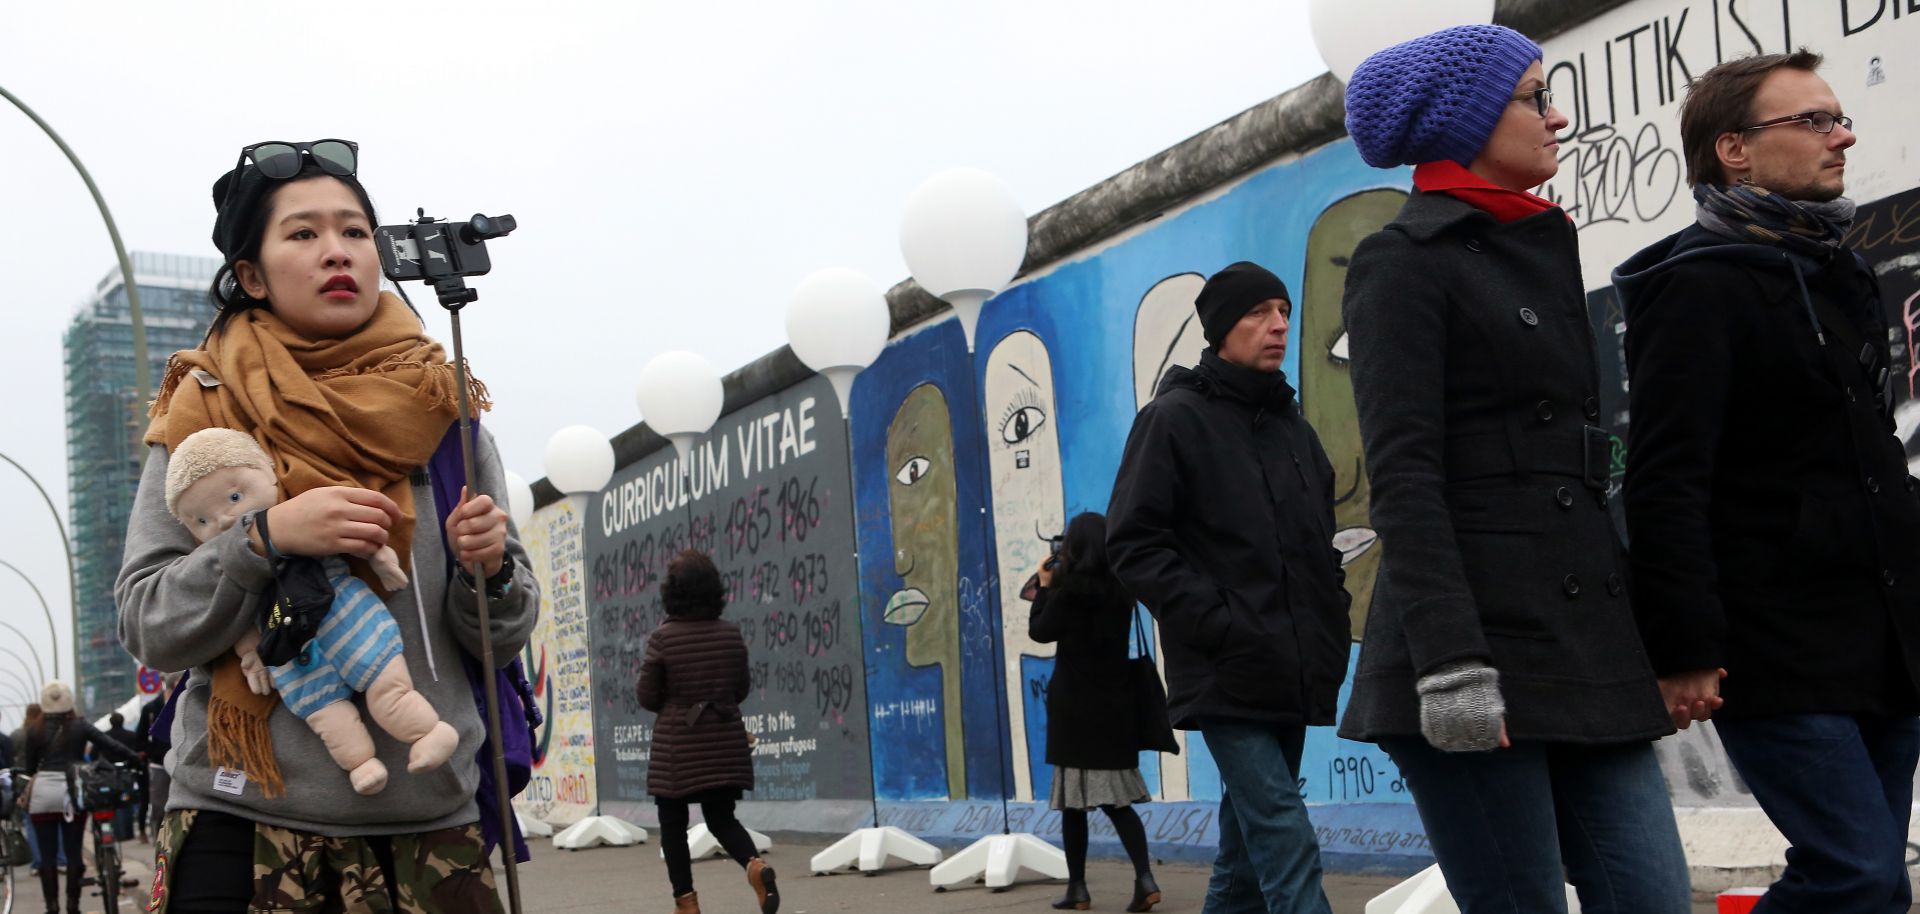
1679, 49, 1825, 186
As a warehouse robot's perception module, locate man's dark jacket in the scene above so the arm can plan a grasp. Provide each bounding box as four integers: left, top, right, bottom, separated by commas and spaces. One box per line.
1337, 192, 1669, 745
1107, 349, 1352, 730
1616, 223, 1920, 718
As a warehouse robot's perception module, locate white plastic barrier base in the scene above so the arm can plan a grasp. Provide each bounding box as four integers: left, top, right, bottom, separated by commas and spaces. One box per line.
661, 822, 774, 859
515, 811, 554, 838
553, 815, 649, 850
1366, 864, 1581, 913
928, 833, 1067, 890
809, 826, 945, 874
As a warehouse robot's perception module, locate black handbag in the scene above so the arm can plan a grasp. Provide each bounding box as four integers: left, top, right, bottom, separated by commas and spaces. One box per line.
0, 819, 28, 867
1129, 609, 1180, 754
257, 556, 334, 667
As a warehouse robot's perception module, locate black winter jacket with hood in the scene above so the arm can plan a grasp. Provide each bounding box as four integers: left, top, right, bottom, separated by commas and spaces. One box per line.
1615, 223, 1920, 718
1107, 349, 1352, 730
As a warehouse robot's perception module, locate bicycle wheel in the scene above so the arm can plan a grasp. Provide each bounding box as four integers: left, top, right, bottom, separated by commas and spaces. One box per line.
1, 857, 13, 914
97, 844, 119, 911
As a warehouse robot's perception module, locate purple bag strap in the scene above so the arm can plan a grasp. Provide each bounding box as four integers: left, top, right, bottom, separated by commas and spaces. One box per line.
427, 418, 535, 863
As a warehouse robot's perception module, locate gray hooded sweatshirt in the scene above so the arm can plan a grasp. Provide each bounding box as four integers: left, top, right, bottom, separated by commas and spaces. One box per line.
115, 427, 537, 836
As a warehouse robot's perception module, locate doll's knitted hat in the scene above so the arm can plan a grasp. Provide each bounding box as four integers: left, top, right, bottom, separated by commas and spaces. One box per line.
1345, 24, 1543, 168
166, 427, 273, 515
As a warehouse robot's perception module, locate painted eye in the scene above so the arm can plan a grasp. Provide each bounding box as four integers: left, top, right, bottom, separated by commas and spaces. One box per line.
196, 518, 207, 526
895, 457, 932, 486
1000, 406, 1047, 445
229, 492, 242, 503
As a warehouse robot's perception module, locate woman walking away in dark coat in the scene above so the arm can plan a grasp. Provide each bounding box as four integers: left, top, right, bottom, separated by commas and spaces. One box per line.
1029, 512, 1161, 913
638, 549, 777, 914
1338, 24, 1688, 914
19, 680, 138, 914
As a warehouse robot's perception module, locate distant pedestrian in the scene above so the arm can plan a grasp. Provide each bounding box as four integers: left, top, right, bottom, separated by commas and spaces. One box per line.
1029, 512, 1163, 912
638, 549, 778, 914
19, 680, 138, 914
1339, 24, 1687, 914
104, 711, 138, 842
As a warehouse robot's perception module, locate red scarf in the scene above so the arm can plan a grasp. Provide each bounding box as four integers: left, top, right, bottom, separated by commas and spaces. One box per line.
1412, 160, 1563, 223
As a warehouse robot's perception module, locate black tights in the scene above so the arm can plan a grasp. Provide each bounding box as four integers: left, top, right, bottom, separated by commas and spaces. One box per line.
657, 798, 759, 898
32, 815, 84, 913
1059, 805, 1152, 883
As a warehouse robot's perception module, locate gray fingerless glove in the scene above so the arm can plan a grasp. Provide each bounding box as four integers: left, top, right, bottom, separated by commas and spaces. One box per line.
1416, 661, 1506, 752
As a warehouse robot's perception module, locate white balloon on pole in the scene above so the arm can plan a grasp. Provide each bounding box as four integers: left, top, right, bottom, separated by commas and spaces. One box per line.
543, 425, 615, 495
786, 267, 891, 417
635, 351, 725, 466
503, 471, 535, 532
899, 168, 1028, 352
1309, 0, 1497, 83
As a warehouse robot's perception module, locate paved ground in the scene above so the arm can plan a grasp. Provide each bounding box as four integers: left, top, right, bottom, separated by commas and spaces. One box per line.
83, 831, 1728, 913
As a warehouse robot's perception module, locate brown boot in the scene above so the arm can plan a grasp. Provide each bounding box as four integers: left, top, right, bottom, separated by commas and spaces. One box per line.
673, 890, 700, 914
746, 857, 779, 914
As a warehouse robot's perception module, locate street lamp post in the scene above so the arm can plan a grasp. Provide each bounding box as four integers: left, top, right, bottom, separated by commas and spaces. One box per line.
0, 84, 149, 400
0, 558, 63, 681
787, 267, 944, 877
0, 453, 71, 679
0, 619, 48, 684
900, 168, 1066, 891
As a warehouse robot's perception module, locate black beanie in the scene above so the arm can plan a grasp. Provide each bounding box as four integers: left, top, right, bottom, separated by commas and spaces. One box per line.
1194, 261, 1291, 347
210, 165, 275, 259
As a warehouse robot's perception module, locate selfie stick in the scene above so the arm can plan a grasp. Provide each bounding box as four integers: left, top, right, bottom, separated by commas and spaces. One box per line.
416, 216, 525, 914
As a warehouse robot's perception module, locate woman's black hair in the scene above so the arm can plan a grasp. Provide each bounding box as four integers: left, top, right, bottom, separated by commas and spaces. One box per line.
1059, 511, 1110, 580
206, 161, 380, 338
662, 549, 728, 620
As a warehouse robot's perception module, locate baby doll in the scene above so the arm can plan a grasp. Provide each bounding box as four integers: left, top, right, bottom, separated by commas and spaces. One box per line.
166, 427, 459, 795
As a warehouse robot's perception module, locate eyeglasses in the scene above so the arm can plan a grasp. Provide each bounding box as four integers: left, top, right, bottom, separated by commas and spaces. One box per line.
236, 139, 358, 181
1739, 112, 1854, 134
1511, 87, 1553, 118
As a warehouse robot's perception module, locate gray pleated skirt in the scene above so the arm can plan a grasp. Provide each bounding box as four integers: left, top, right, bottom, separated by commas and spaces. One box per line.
1049, 766, 1150, 811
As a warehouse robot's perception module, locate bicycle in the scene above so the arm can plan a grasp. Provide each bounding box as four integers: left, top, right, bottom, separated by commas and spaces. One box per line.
72, 760, 136, 913
0, 768, 24, 914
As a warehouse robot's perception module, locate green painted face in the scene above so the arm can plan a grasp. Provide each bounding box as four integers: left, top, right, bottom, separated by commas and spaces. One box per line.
884, 382, 966, 798
1300, 188, 1408, 641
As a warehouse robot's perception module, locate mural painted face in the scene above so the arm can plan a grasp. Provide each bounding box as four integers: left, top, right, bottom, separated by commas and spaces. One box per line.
1732, 67, 1856, 203
1133, 274, 1209, 406
884, 383, 966, 799
1470, 60, 1571, 192
1300, 189, 1408, 640
1216, 297, 1292, 372
983, 331, 1064, 801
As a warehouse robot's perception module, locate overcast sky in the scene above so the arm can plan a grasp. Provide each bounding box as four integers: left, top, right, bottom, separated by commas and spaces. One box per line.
0, 1, 1325, 714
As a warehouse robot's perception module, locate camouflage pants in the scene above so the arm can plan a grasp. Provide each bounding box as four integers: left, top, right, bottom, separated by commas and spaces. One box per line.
149, 809, 504, 914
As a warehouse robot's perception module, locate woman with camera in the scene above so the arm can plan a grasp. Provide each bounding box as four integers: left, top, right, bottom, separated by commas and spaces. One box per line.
17, 680, 136, 914
1028, 512, 1162, 912
637, 549, 778, 914
117, 139, 537, 913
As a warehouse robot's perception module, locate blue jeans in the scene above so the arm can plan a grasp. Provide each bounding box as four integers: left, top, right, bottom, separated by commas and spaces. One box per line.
1715, 713, 1920, 914
1381, 738, 1689, 914
1197, 721, 1332, 914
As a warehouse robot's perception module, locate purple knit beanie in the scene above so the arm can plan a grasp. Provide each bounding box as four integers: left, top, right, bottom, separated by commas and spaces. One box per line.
1344, 24, 1543, 169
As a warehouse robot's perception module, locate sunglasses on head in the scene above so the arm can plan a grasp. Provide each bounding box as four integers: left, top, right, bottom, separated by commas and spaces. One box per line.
236, 139, 358, 181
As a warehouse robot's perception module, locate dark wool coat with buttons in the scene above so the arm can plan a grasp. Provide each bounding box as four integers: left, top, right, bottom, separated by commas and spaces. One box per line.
636, 618, 756, 799
1337, 191, 1672, 745
1029, 573, 1144, 770
1615, 224, 1920, 719
1108, 350, 1353, 730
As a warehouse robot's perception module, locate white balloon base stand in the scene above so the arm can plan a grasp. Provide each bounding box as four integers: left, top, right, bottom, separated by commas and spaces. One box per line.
809, 826, 945, 875
514, 811, 554, 838
928, 833, 1067, 891
1367, 864, 1581, 913
552, 815, 649, 850
661, 823, 774, 859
